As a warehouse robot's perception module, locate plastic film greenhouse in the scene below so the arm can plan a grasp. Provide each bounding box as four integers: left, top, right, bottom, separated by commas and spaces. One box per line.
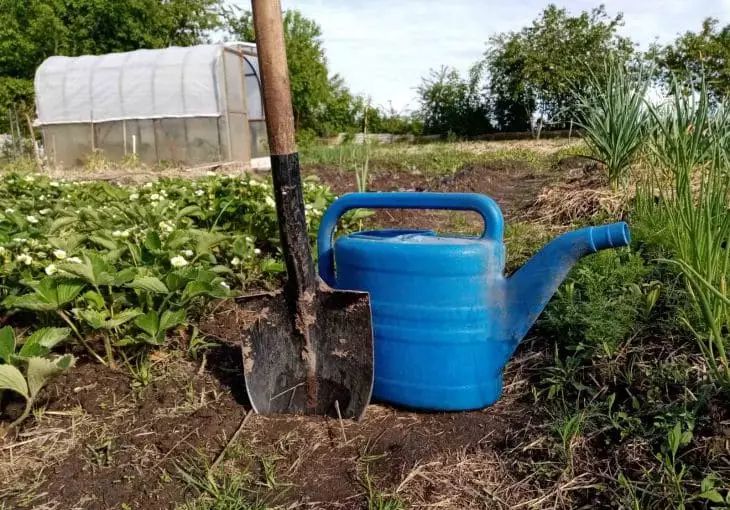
34, 43, 267, 167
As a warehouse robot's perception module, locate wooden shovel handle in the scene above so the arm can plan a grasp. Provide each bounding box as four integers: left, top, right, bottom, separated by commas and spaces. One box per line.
252, 0, 296, 156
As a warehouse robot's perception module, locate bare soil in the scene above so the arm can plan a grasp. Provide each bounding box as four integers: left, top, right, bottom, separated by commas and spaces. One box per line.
1, 155, 597, 509
307, 159, 555, 237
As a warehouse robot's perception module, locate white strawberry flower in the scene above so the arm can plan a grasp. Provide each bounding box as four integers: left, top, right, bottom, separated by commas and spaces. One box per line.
150, 193, 161, 201
39, 208, 51, 215
112, 230, 123, 238
182, 249, 194, 258
45, 263, 58, 275
170, 255, 188, 267
220, 281, 230, 290
253, 248, 262, 255
4, 208, 14, 214
66, 256, 82, 264
230, 257, 241, 266
129, 193, 139, 200
16, 254, 32, 265
195, 189, 205, 196
53, 249, 67, 259
26, 215, 39, 224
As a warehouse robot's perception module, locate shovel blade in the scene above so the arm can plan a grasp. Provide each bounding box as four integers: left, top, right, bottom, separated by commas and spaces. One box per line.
243, 288, 373, 420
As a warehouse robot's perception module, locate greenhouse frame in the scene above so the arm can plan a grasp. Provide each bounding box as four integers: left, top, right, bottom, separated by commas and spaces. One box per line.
34, 43, 267, 168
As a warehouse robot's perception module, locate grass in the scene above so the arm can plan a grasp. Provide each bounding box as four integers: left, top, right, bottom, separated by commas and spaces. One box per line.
300, 138, 584, 176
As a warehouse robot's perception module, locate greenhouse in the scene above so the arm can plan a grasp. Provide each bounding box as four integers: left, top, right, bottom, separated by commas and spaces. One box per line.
34, 43, 267, 168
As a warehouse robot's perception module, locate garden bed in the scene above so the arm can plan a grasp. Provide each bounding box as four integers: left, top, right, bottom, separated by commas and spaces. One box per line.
1, 141, 728, 509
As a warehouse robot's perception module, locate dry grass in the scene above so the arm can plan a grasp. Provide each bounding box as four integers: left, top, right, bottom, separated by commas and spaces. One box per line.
530, 166, 631, 225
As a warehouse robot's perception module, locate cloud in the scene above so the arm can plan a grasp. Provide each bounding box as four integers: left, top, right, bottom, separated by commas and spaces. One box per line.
281, 0, 730, 110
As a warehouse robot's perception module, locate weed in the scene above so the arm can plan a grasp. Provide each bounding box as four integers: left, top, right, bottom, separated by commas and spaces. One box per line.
361, 465, 405, 510
554, 410, 585, 472
177, 468, 267, 510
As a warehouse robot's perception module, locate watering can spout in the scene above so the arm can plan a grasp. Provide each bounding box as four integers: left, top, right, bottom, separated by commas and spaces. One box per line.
503, 222, 631, 350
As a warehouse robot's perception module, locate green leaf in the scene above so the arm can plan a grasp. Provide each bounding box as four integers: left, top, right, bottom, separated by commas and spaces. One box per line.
181, 281, 212, 302
0, 364, 29, 400
25, 327, 70, 350
55, 354, 74, 371
3, 294, 55, 312
48, 216, 78, 234
55, 280, 86, 306
134, 311, 160, 337
27, 355, 74, 398
0, 326, 15, 362
89, 234, 119, 251
114, 268, 138, 286
165, 271, 187, 292
144, 231, 162, 251
194, 231, 227, 256
698, 490, 725, 503
75, 308, 108, 329
127, 276, 168, 294
175, 205, 204, 220
160, 309, 186, 331
82, 290, 105, 309
165, 230, 192, 250
49, 233, 85, 253
60, 254, 115, 287
106, 308, 143, 328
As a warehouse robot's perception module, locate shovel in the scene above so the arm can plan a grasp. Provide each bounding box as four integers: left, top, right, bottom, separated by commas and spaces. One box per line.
243, 0, 373, 420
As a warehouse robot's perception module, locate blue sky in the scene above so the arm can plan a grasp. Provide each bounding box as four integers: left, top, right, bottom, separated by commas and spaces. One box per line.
277, 0, 730, 111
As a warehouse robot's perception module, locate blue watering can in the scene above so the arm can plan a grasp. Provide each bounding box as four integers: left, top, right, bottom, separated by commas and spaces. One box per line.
317, 192, 631, 411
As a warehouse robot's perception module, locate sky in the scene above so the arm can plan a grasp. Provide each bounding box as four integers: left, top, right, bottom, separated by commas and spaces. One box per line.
277, 0, 730, 112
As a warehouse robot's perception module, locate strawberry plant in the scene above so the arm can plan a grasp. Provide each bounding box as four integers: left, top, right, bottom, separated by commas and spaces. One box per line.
0, 326, 75, 430
0, 171, 348, 405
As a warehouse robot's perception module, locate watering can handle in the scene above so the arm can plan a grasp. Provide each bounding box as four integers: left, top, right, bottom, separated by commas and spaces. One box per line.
317, 192, 504, 286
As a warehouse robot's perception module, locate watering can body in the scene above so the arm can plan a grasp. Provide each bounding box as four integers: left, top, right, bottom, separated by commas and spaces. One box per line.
318, 192, 631, 411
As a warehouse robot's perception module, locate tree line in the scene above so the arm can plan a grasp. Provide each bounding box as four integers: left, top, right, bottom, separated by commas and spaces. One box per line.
1, 1, 728, 138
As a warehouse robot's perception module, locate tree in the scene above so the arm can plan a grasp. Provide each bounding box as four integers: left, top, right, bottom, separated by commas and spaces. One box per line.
366, 104, 423, 136
224, 8, 355, 136
0, 0, 221, 130
485, 4, 634, 131
416, 64, 491, 136
653, 18, 730, 101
